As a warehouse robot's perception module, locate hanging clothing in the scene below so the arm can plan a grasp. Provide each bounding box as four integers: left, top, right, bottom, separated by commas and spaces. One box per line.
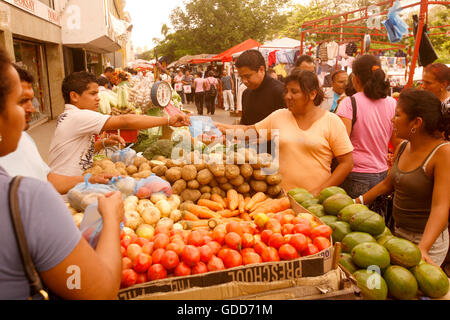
319, 43, 329, 61
364, 34, 371, 53
268, 50, 279, 67
345, 42, 358, 57
338, 44, 348, 58
327, 41, 339, 60
413, 15, 438, 67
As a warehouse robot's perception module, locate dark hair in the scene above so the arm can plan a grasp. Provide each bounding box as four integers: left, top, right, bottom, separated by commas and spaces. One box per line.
207, 70, 215, 77
235, 50, 266, 72
399, 88, 450, 140
13, 64, 34, 84
331, 70, 347, 82
196, 72, 202, 77
425, 63, 450, 85
0, 48, 12, 113
97, 76, 109, 87
62, 71, 98, 104
119, 72, 129, 82
345, 73, 357, 97
104, 67, 114, 73
352, 55, 390, 100
285, 70, 325, 106
294, 55, 314, 68
267, 68, 276, 75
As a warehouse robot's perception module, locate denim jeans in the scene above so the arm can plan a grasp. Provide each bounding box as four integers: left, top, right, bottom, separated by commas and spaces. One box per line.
340, 171, 388, 199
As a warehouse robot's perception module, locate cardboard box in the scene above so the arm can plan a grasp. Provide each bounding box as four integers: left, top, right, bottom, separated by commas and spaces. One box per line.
118, 195, 334, 300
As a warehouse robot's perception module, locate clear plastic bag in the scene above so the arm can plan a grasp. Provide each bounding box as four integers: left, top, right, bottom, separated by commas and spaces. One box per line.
383, 0, 408, 43
111, 145, 137, 166
189, 116, 222, 143
135, 174, 172, 199
67, 174, 117, 212
80, 202, 124, 248
110, 176, 136, 197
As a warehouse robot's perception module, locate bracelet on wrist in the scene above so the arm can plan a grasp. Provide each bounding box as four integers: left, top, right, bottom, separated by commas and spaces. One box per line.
359, 195, 364, 205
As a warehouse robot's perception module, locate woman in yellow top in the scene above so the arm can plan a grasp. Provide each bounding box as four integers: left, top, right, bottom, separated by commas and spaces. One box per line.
215, 70, 354, 195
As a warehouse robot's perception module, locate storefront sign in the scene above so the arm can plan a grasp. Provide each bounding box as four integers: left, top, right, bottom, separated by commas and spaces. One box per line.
3, 0, 61, 26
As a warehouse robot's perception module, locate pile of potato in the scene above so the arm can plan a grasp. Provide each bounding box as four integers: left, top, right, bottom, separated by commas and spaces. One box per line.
67, 203, 84, 228
84, 157, 153, 180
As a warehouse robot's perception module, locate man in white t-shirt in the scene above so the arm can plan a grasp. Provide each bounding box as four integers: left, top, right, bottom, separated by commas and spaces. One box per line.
49, 71, 190, 177
0, 65, 121, 194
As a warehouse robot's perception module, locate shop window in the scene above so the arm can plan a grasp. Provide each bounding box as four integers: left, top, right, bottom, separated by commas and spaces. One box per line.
38, 0, 55, 9
14, 39, 51, 124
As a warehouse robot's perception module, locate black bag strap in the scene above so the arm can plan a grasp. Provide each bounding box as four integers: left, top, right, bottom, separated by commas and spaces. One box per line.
350, 96, 358, 136
8, 176, 49, 300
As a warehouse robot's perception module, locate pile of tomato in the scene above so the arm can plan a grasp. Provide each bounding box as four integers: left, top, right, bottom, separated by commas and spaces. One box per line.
120, 214, 333, 289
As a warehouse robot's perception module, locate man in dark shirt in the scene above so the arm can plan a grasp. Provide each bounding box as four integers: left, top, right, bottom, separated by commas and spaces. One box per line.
236, 50, 286, 125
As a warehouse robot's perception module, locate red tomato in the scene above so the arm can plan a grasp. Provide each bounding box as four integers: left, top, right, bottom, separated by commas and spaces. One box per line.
313, 237, 331, 252
260, 230, 273, 245
307, 237, 313, 245
226, 221, 244, 236
292, 217, 311, 227
294, 223, 312, 236
265, 219, 282, 234
241, 223, 256, 235
310, 225, 332, 239
187, 230, 205, 247
154, 225, 170, 236
225, 232, 242, 251
261, 246, 280, 262
133, 253, 152, 273
241, 233, 255, 249
170, 234, 184, 243
278, 244, 299, 261
192, 262, 208, 275
153, 233, 170, 249
207, 255, 226, 271
121, 246, 127, 257
212, 228, 226, 245
129, 234, 138, 244
127, 244, 143, 261
141, 242, 154, 256
217, 247, 230, 261
135, 272, 148, 284
206, 241, 221, 255
135, 237, 150, 247
121, 236, 133, 249
241, 248, 256, 255
161, 250, 180, 270
281, 223, 295, 235
280, 214, 295, 225
174, 262, 191, 277
120, 229, 125, 240
223, 249, 243, 269
151, 248, 165, 265
268, 233, 285, 249
303, 244, 319, 256
289, 233, 308, 253
166, 242, 182, 256
181, 245, 201, 267
203, 235, 213, 244
242, 251, 262, 265
121, 269, 137, 288
199, 245, 214, 263
170, 229, 183, 237
122, 257, 133, 270
273, 213, 283, 222
253, 241, 268, 256
147, 264, 167, 281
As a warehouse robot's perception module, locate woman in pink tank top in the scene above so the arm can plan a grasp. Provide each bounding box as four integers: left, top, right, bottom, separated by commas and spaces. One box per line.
357, 89, 450, 267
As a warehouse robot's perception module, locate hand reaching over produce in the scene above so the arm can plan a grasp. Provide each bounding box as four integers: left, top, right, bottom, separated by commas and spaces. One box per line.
97, 191, 125, 225
105, 134, 126, 148
88, 173, 115, 184
169, 113, 191, 127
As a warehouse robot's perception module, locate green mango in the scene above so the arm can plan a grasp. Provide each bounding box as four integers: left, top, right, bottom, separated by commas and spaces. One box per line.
308, 204, 326, 217
318, 186, 347, 203
351, 242, 391, 269
332, 221, 352, 242
353, 270, 388, 300
384, 266, 418, 300
338, 204, 369, 222
288, 188, 309, 196
323, 194, 354, 216
301, 198, 320, 208
349, 211, 386, 236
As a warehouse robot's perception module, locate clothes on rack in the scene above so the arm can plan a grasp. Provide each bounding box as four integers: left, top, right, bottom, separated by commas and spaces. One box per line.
345, 42, 358, 57
327, 41, 339, 60
338, 44, 348, 58
413, 15, 438, 67
268, 50, 279, 67
319, 43, 329, 62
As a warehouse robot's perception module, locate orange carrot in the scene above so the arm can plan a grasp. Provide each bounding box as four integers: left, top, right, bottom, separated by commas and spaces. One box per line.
250, 197, 291, 216
227, 190, 239, 211
219, 209, 240, 218
240, 212, 252, 221
198, 199, 224, 212
238, 194, 245, 214
278, 209, 296, 216
249, 198, 273, 212
246, 192, 267, 211
244, 197, 251, 208
188, 204, 220, 219
183, 211, 200, 221
211, 194, 227, 208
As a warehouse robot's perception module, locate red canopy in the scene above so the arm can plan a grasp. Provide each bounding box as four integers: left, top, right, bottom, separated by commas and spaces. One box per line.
213, 39, 262, 62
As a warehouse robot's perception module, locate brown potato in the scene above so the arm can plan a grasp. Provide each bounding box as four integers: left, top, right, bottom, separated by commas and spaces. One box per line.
172, 179, 187, 195
133, 157, 147, 168
118, 168, 128, 176
187, 180, 200, 189
180, 189, 201, 203
181, 165, 197, 181
208, 164, 225, 177
240, 163, 254, 178
211, 187, 222, 195
90, 166, 104, 175
194, 161, 207, 171
115, 162, 126, 170
230, 175, 244, 187
132, 170, 152, 179
104, 168, 121, 176
139, 163, 151, 172
152, 165, 167, 177
267, 185, 282, 197
98, 159, 115, 169
225, 164, 240, 179
216, 177, 228, 184
250, 180, 268, 193
200, 186, 211, 194
258, 153, 273, 168
252, 169, 267, 181
266, 174, 283, 186
165, 167, 182, 183
237, 183, 250, 194
154, 156, 166, 162
149, 160, 165, 168
200, 193, 211, 200
197, 168, 214, 185
126, 165, 138, 175
166, 159, 183, 168
209, 179, 219, 188
220, 183, 233, 192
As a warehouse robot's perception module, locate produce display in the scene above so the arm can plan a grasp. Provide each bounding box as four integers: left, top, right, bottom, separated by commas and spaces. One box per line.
288, 186, 450, 300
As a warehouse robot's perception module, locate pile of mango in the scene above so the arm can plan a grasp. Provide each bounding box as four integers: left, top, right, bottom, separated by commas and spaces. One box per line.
289, 186, 449, 300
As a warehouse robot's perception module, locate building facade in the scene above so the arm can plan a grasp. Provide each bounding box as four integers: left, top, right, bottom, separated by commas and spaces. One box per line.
0, 0, 133, 127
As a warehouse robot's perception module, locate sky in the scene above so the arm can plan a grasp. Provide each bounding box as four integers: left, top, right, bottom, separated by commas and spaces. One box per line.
124, 0, 310, 52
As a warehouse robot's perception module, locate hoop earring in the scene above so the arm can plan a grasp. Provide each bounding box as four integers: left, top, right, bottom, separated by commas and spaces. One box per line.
410, 128, 416, 134
0, 134, 2, 142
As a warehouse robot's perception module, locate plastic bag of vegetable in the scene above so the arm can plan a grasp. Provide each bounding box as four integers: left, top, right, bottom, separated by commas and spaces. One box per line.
110, 145, 137, 166
189, 116, 222, 140
110, 176, 136, 197
67, 174, 117, 212
80, 202, 124, 248
142, 139, 174, 160
135, 174, 172, 199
